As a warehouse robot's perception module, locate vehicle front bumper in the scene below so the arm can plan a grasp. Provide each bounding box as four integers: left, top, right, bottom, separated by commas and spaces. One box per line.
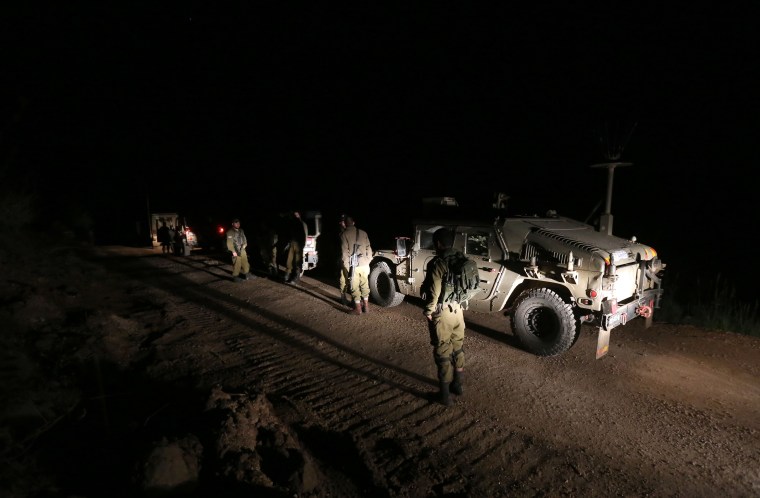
600, 289, 664, 331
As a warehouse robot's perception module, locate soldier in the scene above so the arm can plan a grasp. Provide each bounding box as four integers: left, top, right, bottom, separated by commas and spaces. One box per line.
267, 224, 279, 277
167, 225, 177, 254
422, 228, 466, 407
157, 222, 171, 254
255, 216, 280, 278
173, 226, 186, 255
336, 214, 351, 305
284, 210, 308, 283
340, 214, 373, 315
226, 218, 254, 282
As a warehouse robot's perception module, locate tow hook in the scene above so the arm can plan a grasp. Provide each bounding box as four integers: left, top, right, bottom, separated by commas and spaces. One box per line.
636, 305, 653, 318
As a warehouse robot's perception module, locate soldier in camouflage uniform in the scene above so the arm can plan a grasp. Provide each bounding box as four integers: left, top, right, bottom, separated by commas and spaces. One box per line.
226, 218, 252, 282
422, 228, 465, 407
284, 210, 308, 283
157, 222, 172, 254
340, 215, 373, 315
336, 214, 350, 305
268, 229, 279, 277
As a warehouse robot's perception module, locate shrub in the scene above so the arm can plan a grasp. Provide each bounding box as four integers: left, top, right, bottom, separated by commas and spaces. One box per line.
658, 272, 760, 337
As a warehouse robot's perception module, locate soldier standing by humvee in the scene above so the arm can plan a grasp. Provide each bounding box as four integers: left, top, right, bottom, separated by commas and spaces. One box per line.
226, 218, 253, 282
284, 210, 308, 283
157, 222, 172, 254
267, 226, 279, 277
255, 217, 279, 278
336, 214, 351, 305
340, 215, 373, 315
422, 228, 466, 407
172, 226, 186, 255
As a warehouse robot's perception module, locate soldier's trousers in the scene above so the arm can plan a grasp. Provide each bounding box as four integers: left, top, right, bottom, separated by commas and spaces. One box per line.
285, 242, 303, 275
232, 251, 250, 277
345, 265, 370, 302
429, 302, 466, 383
270, 246, 277, 271
339, 267, 348, 294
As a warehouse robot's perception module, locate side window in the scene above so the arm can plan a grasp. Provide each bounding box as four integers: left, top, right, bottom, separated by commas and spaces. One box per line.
418, 229, 435, 250
465, 231, 489, 257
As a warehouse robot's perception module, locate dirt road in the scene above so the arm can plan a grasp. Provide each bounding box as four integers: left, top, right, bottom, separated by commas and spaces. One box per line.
3, 245, 759, 497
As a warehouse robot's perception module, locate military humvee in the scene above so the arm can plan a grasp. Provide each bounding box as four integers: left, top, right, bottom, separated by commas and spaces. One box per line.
368, 205, 665, 358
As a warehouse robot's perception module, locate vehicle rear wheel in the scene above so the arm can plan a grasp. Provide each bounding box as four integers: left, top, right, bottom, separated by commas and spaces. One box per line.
369, 262, 405, 307
511, 288, 577, 356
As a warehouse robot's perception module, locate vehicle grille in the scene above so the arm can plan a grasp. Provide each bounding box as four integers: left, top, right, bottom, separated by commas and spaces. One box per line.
612, 263, 640, 301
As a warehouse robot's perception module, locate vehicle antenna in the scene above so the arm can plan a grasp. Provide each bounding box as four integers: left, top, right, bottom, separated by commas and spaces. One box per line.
590, 119, 637, 235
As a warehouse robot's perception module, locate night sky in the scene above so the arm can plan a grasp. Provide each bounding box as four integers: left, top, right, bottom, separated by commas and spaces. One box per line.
3, 4, 758, 295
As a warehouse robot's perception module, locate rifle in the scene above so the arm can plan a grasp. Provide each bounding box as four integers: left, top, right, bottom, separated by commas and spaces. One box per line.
231, 241, 246, 261
347, 243, 360, 293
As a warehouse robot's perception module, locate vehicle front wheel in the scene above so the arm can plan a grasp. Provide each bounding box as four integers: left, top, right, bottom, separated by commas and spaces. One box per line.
511, 288, 577, 356
369, 262, 405, 307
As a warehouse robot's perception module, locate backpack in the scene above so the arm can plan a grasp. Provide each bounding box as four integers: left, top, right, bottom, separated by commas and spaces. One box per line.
442, 252, 481, 306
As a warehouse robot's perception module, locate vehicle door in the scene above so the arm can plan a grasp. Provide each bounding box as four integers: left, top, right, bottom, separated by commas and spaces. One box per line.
460, 227, 503, 306
414, 224, 445, 295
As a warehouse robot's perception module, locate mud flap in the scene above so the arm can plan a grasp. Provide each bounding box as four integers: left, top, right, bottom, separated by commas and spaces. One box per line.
596, 327, 610, 359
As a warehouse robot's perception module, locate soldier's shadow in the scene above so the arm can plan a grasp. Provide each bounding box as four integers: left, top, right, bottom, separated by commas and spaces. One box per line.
282, 276, 352, 313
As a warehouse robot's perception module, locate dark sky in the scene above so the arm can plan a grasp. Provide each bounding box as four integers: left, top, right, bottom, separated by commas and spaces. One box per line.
3, 3, 758, 291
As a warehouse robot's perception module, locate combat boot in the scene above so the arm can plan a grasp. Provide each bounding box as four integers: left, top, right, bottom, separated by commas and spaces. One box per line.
362, 298, 370, 314
450, 370, 464, 395
438, 381, 453, 407
350, 302, 362, 315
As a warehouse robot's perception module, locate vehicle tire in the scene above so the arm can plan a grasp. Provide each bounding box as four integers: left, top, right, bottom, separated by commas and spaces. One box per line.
510, 288, 577, 356
369, 262, 405, 307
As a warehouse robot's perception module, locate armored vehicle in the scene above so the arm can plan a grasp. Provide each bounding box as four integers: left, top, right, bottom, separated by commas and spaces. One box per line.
368, 208, 665, 358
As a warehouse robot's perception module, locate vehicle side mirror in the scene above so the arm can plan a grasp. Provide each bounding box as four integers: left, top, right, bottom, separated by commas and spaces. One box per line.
396, 237, 413, 257
396, 238, 407, 257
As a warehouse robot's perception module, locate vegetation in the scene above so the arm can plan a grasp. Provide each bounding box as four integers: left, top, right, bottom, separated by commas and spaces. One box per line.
657, 272, 760, 338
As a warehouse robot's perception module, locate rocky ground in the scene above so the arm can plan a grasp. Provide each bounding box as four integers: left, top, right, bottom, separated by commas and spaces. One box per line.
1, 236, 759, 497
